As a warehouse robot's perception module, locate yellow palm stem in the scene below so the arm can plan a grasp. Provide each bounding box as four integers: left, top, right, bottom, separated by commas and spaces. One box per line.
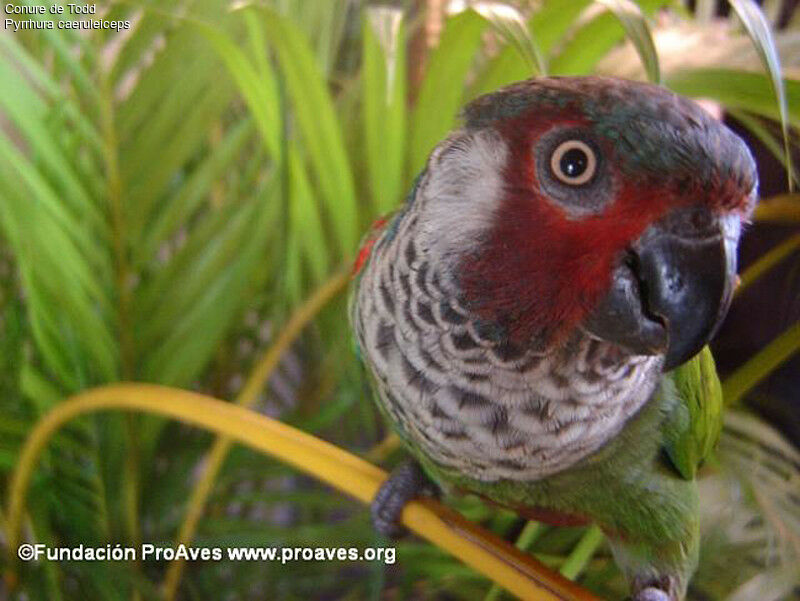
753, 194, 800, 222
364, 432, 402, 463
4, 384, 597, 601
722, 319, 800, 406
735, 233, 800, 297
163, 268, 350, 599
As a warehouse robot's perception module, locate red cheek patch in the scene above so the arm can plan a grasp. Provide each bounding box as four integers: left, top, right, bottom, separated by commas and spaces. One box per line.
458, 114, 671, 346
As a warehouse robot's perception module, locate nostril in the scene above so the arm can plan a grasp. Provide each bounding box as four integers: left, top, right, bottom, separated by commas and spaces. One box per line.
624, 249, 666, 329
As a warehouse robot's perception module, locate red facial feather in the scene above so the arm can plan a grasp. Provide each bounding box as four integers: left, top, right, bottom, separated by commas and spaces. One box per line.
458, 109, 685, 346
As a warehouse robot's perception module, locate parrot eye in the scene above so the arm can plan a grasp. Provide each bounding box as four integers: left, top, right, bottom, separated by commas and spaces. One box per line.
534, 129, 611, 217
550, 140, 596, 186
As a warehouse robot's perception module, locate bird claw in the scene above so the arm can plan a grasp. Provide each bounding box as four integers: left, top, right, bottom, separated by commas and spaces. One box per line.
633, 587, 672, 601
371, 461, 432, 538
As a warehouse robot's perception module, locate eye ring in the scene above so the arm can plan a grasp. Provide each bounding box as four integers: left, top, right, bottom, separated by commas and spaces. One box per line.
550, 140, 597, 186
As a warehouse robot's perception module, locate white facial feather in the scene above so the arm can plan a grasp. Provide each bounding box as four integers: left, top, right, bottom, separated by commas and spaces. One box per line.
415, 129, 509, 271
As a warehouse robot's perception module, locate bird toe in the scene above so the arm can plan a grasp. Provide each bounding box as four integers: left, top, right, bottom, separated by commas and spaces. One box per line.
370, 461, 429, 538
634, 586, 672, 601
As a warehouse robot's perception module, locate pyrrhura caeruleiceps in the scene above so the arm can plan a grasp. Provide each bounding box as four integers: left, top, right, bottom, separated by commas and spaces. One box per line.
350, 76, 758, 601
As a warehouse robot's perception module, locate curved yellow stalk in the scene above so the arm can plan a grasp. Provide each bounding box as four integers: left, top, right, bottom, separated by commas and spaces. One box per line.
364, 432, 403, 463
163, 268, 350, 599
735, 233, 800, 297
722, 319, 800, 406
753, 194, 800, 222
4, 384, 597, 601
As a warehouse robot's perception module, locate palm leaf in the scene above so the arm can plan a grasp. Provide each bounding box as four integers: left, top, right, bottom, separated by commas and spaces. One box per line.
550, 0, 670, 75
256, 6, 360, 257
728, 0, 795, 190
471, 0, 592, 98
665, 69, 800, 127
595, 0, 661, 83
363, 7, 407, 214
410, 9, 487, 175
469, 2, 546, 75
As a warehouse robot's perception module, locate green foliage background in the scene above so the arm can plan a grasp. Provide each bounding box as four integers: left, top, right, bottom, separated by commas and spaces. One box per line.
0, 0, 798, 599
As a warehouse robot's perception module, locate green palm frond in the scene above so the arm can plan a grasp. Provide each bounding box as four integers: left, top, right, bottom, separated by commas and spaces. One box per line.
0, 1, 798, 599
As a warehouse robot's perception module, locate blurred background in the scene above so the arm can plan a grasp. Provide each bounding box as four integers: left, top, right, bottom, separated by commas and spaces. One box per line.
0, 0, 798, 599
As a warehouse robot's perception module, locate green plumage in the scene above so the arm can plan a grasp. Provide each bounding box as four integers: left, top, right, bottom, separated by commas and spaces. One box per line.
403, 348, 724, 599
663, 346, 724, 480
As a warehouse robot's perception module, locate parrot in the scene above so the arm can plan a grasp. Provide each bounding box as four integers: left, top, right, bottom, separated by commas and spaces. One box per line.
349, 76, 757, 601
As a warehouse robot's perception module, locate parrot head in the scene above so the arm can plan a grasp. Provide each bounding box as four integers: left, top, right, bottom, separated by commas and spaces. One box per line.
419, 77, 758, 371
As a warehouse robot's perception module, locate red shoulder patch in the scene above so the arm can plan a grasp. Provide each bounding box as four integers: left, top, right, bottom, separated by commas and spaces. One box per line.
352, 217, 388, 277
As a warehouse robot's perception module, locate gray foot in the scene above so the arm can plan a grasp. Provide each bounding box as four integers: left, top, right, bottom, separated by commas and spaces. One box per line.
371, 461, 431, 537
634, 587, 671, 601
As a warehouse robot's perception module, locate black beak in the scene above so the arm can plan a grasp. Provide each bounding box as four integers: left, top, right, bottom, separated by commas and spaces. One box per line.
585, 207, 740, 371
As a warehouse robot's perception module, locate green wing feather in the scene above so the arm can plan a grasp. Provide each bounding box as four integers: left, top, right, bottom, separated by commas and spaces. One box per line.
662, 345, 725, 480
